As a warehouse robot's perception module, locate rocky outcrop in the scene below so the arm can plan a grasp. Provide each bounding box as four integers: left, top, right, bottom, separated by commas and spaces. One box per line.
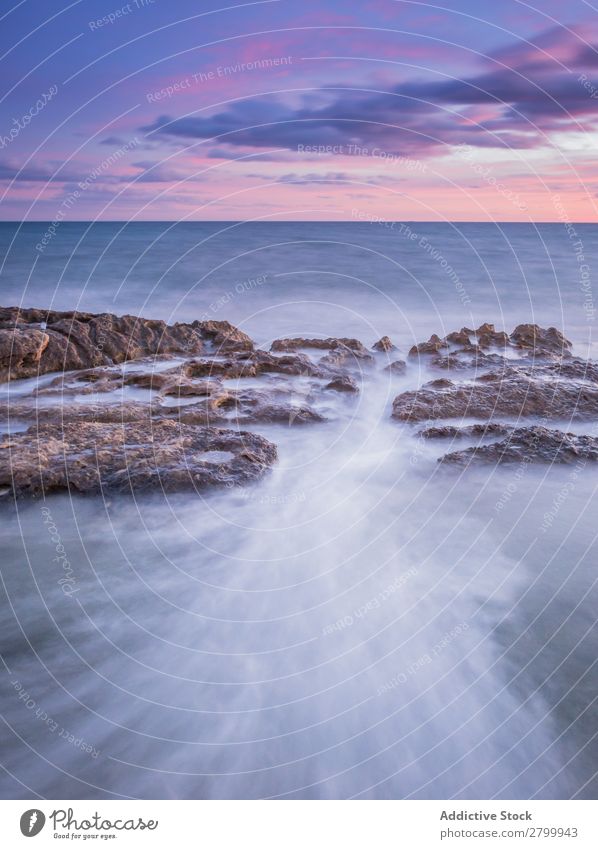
0, 420, 277, 497
271, 337, 369, 354
440, 426, 598, 466
325, 375, 359, 393
419, 423, 512, 439
0, 308, 257, 381
409, 333, 448, 356
372, 336, 396, 352
408, 322, 572, 362
392, 374, 598, 422
384, 360, 407, 375
510, 324, 571, 357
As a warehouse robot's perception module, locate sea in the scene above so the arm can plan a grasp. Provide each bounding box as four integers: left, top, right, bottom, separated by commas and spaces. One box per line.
0, 221, 596, 799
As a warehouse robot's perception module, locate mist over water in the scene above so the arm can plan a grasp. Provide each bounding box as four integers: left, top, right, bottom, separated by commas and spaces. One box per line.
0, 222, 597, 799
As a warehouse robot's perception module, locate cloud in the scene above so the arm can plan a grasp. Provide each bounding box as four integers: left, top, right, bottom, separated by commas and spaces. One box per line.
141, 26, 598, 156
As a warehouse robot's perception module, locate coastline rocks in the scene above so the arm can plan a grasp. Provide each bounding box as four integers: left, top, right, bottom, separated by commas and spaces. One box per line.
271, 337, 368, 354
0, 308, 257, 381
408, 322, 572, 364
409, 333, 448, 356
440, 426, 598, 466
419, 423, 512, 439
325, 375, 359, 393
0, 420, 277, 497
384, 359, 407, 375
373, 336, 396, 352
0, 328, 50, 381
510, 324, 571, 357
392, 375, 598, 422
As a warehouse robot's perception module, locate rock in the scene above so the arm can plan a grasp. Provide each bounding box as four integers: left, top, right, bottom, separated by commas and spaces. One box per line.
271, 337, 368, 354
392, 374, 598, 422
419, 423, 512, 439
510, 324, 572, 357
440, 426, 598, 465
473, 323, 510, 349
325, 376, 359, 393
0, 327, 49, 381
408, 334, 448, 356
192, 320, 253, 353
445, 329, 472, 346
0, 420, 277, 497
0, 307, 216, 380
372, 336, 396, 352
384, 360, 407, 375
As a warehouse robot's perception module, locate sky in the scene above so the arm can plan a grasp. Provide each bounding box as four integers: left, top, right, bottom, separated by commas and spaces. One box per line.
1, 0, 597, 222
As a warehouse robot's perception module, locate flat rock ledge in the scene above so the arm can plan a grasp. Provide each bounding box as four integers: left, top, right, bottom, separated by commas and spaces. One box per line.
0, 421, 277, 498
439, 427, 598, 466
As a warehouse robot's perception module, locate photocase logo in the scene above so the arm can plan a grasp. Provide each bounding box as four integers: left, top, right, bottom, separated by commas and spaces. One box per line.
20, 809, 46, 837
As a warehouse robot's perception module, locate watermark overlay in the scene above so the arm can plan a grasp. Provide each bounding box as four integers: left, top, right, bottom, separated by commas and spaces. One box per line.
298, 142, 427, 173
40, 506, 79, 596
10, 679, 100, 757
578, 73, 598, 100
552, 193, 594, 323
89, 0, 155, 30
0, 85, 58, 150
376, 621, 470, 695
395, 221, 472, 307
199, 273, 270, 321
36, 136, 140, 253
146, 57, 293, 102
455, 143, 527, 212
322, 567, 418, 636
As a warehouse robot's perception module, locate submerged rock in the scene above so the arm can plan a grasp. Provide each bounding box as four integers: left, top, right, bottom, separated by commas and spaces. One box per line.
419, 423, 512, 439
384, 359, 407, 375
0, 420, 277, 497
440, 426, 598, 465
325, 375, 359, 393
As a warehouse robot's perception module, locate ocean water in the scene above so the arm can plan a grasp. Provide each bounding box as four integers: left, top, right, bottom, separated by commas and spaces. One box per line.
0, 222, 597, 799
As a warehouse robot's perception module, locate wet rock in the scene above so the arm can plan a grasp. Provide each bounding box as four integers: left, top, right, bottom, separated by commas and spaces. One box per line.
0, 307, 213, 380
0, 420, 277, 497
392, 374, 598, 422
384, 359, 407, 375
473, 323, 510, 349
419, 423, 512, 439
0, 327, 50, 381
271, 337, 368, 354
325, 375, 359, 393
440, 426, 598, 465
510, 324, 571, 357
372, 336, 396, 352
191, 319, 253, 353
408, 333, 448, 356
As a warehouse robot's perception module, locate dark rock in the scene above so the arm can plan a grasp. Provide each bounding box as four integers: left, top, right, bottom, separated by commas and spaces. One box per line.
420, 423, 511, 439
510, 324, 572, 357
384, 359, 407, 375
271, 337, 368, 354
0, 420, 277, 497
0, 307, 216, 380
372, 336, 396, 352
408, 333, 448, 356
392, 374, 598, 422
192, 319, 253, 353
0, 328, 50, 381
440, 426, 598, 465
325, 376, 359, 393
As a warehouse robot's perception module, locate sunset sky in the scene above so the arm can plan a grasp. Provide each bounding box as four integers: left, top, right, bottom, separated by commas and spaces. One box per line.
1, 0, 597, 222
